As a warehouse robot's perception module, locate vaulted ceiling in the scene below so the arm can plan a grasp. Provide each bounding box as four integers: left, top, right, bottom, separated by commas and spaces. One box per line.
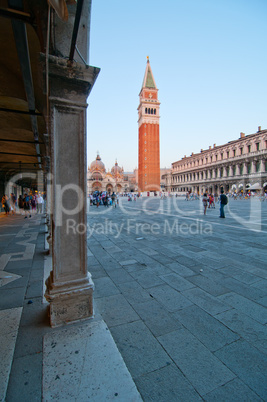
0, 0, 49, 187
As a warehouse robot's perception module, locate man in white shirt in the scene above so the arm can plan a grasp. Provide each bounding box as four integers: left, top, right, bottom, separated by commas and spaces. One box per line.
37, 193, 44, 213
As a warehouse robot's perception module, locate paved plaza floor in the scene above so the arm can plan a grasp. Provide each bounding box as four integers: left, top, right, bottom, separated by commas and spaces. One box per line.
88, 196, 267, 401
0, 197, 266, 401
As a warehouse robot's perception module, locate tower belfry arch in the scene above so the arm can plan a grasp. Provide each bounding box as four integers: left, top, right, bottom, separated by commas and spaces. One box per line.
138, 57, 160, 191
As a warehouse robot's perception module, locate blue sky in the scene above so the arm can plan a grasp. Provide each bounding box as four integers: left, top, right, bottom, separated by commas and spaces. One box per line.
87, 0, 267, 172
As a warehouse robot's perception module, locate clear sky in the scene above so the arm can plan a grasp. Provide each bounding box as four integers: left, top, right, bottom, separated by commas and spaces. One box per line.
86, 0, 267, 172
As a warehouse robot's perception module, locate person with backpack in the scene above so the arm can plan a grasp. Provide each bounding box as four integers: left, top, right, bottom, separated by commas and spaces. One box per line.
2, 194, 10, 215
219, 189, 228, 218
23, 193, 31, 218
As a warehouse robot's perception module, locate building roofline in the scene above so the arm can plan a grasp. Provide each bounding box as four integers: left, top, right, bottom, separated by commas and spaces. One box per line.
172, 129, 267, 164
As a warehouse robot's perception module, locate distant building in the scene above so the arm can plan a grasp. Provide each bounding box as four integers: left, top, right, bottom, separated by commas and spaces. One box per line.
170, 127, 267, 194
87, 154, 137, 194
138, 57, 160, 191
160, 168, 172, 192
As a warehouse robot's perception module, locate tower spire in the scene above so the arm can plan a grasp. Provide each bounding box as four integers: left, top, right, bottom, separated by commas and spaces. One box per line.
142, 56, 157, 90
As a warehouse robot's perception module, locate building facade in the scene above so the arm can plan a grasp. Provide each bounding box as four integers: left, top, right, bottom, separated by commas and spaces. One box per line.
87, 154, 137, 194
170, 128, 267, 195
138, 57, 160, 191
160, 168, 172, 192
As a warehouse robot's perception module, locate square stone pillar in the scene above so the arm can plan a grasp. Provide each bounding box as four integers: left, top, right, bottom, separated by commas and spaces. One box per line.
43, 55, 100, 327
251, 161, 256, 174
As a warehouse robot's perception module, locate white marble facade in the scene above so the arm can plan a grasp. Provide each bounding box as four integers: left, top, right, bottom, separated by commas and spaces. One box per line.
169, 128, 267, 195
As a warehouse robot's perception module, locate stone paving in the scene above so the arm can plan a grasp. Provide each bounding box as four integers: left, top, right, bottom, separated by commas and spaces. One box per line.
0, 213, 47, 401
0, 196, 266, 401
88, 196, 267, 401
0, 212, 141, 401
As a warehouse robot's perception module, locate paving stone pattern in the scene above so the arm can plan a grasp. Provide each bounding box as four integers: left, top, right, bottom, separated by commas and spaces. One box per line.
89, 198, 267, 400
1, 197, 267, 401
0, 213, 48, 401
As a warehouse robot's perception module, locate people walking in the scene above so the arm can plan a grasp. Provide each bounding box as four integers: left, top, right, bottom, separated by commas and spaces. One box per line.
208, 194, 212, 209
10, 193, 16, 214
210, 193, 215, 208
36, 193, 44, 213
219, 189, 228, 218
31, 194, 37, 212
202, 193, 208, 215
111, 192, 116, 208
18, 195, 24, 214
2, 195, 10, 215
23, 193, 31, 218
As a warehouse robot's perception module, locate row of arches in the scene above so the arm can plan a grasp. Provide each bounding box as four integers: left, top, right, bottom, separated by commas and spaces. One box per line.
145, 108, 156, 115
92, 182, 123, 192
173, 159, 266, 184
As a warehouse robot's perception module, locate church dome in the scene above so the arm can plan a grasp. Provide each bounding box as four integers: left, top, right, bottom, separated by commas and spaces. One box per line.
90, 154, 106, 173
111, 160, 123, 177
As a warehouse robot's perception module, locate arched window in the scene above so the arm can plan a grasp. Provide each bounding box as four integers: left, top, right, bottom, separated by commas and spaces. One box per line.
154, 109, 156, 114
148, 108, 150, 114
145, 108, 147, 114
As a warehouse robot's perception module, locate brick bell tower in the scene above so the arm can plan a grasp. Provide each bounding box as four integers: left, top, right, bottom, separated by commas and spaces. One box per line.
138, 57, 160, 192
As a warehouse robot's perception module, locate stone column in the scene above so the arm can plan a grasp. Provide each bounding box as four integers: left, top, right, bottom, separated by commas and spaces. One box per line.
229, 165, 233, 176
46, 172, 52, 253
44, 55, 100, 327
259, 159, 265, 173
252, 160, 257, 173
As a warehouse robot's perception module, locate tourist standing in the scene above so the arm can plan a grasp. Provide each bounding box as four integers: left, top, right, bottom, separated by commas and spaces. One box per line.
37, 193, 44, 213
219, 189, 228, 218
23, 193, 31, 218
18, 195, 24, 214
210, 194, 215, 208
202, 193, 208, 215
31, 194, 37, 212
2, 195, 10, 215
111, 192, 116, 208
10, 193, 16, 214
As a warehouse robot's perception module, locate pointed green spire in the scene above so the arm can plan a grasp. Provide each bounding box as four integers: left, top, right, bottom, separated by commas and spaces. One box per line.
145, 67, 156, 88
142, 57, 157, 90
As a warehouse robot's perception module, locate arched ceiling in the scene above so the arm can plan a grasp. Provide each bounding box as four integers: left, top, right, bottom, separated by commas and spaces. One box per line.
0, 0, 90, 189
0, 0, 48, 186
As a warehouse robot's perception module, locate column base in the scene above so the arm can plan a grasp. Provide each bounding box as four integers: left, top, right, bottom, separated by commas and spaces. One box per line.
45, 272, 94, 328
